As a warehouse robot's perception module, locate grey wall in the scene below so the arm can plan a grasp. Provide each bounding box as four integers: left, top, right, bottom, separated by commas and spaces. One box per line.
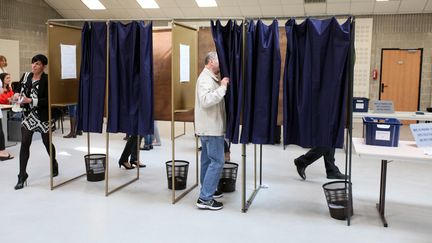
370, 14, 432, 110
0, 0, 62, 78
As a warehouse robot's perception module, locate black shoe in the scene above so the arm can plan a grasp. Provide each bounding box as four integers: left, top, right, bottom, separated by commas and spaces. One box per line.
294, 158, 306, 180
213, 190, 223, 199
327, 172, 347, 180
141, 145, 151, 151
118, 161, 135, 170
130, 161, 146, 168
63, 133, 76, 138
196, 198, 223, 210
76, 130, 83, 136
14, 173, 28, 190
0, 153, 14, 161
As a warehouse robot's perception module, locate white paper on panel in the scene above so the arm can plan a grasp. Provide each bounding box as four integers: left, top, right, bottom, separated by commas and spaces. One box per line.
353, 18, 373, 98
60, 44, 77, 79
180, 44, 190, 82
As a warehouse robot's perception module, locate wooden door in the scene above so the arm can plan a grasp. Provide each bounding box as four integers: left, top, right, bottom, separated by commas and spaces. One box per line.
380, 49, 422, 113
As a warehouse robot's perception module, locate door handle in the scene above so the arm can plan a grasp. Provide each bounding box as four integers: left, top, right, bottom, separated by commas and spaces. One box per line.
381, 83, 388, 93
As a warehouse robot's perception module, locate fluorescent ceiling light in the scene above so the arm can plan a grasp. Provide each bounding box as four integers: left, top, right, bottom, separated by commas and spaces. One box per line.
81, 0, 106, 10
376, 0, 389, 2
195, 0, 218, 8
137, 0, 160, 9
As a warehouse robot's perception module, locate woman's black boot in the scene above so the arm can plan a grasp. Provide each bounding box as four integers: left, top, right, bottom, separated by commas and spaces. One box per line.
14, 173, 29, 190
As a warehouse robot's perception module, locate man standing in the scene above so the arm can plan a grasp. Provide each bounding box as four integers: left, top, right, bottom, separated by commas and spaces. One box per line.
195, 52, 229, 210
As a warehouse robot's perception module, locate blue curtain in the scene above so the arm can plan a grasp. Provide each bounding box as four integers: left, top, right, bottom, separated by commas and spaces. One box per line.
240, 20, 281, 144
77, 22, 107, 133
211, 19, 243, 143
283, 17, 351, 148
107, 21, 154, 136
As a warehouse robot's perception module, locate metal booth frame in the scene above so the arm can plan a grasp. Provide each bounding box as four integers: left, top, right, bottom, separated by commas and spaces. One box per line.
47, 18, 171, 196
46, 17, 355, 222
169, 21, 199, 203
239, 16, 356, 220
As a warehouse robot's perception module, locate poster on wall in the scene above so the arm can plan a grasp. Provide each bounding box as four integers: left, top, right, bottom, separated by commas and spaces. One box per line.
180, 44, 190, 82
60, 44, 77, 79
353, 18, 373, 98
0, 39, 20, 82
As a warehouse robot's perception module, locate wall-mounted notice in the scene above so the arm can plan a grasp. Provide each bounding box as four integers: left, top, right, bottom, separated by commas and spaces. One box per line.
180, 44, 190, 82
60, 44, 77, 79
0, 39, 20, 82
353, 18, 373, 98
372, 100, 394, 113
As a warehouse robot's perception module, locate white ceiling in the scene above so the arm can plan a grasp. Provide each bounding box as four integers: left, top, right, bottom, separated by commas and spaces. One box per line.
45, 0, 432, 19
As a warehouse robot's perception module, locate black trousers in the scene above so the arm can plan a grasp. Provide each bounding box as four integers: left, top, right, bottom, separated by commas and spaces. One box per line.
0, 119, 5, 150
297, 147, 340, 175
119, 135, 142, 163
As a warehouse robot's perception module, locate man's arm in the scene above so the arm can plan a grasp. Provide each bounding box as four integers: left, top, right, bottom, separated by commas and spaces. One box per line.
198, 77, 229, 108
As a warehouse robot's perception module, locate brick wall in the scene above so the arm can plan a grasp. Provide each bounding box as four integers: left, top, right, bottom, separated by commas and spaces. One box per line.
370, 14, 432, 110
1, 3, 431, 108
0, 0, 62, 75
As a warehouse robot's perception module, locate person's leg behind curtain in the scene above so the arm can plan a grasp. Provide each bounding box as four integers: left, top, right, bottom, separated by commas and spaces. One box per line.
130, 136, 145, 167
300, 147, 327, 166
152, 121, 161, 146
322, 147, 342, 176
224, 139, 230, 161
64, 105, 77, 138
142, 134, 152, 150
294, 146, 327, 180
118, 135, 137, 169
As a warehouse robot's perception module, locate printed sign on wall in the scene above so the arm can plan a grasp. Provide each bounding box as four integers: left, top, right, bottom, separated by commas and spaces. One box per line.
353, 18, 373, 98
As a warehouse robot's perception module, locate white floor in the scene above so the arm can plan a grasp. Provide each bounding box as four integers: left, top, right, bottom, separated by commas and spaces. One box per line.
1, 121, 431, 243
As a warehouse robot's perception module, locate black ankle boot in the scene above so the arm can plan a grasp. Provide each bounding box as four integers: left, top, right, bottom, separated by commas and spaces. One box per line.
52, 160, 59, 177
14, 173, 28, 190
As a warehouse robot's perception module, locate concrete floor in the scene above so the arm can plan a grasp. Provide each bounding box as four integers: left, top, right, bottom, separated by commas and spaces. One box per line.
0, 121, 431, 243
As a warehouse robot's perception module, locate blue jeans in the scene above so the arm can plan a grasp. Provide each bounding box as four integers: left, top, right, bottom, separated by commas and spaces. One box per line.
68, 105, 77, 118
144, 134, 152, 145
199, 136, 225, 201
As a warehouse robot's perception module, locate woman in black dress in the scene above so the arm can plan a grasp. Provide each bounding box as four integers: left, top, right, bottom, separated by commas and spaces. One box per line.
14, 54, 59, 190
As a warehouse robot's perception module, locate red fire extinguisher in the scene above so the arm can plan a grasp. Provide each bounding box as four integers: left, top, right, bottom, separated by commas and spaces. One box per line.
372, 69, 378, 80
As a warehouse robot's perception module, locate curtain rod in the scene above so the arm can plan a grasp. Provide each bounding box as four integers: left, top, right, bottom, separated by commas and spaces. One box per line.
173, 17, 245, 21
47, 18, 172, 22
246, 14, 354, 20
48, 15, 357, 24
46, 17, 246, 23
47, 17, 245, 22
